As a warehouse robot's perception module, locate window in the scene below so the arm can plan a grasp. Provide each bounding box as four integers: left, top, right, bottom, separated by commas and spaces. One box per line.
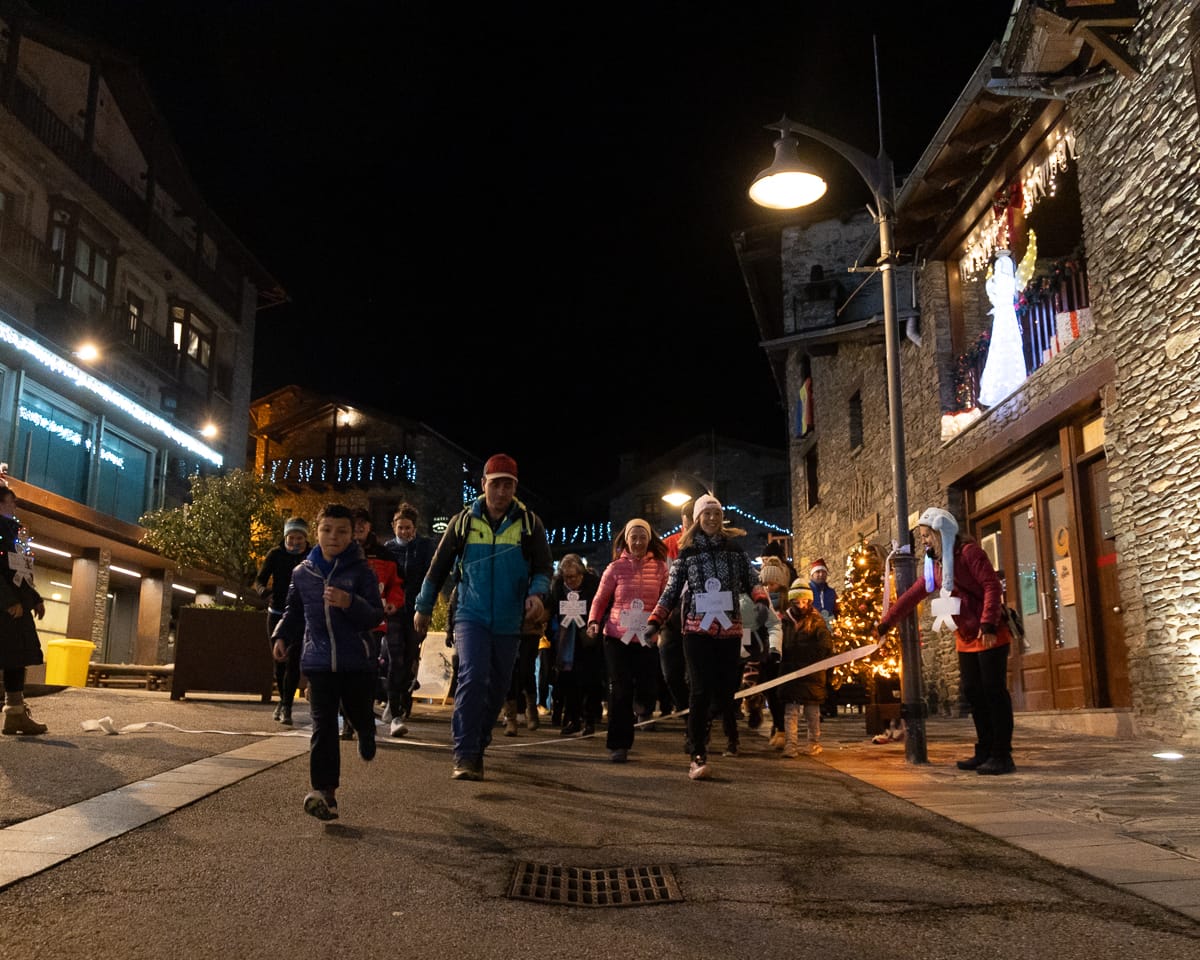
15, 388, 92, 502
804, 448, 819, 510
763, 473, 789, 509
49, 209, 112, 318
849, 390, 863, 451
94, 428, 153, 523
126, 293, 143, 336
171, 303, 213, 370
334, 432, 367, 457
638, 496, 663, 529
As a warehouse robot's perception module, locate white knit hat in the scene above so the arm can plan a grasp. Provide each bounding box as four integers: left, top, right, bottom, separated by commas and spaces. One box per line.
918, 507, 959, 591
692, 494, 722, 521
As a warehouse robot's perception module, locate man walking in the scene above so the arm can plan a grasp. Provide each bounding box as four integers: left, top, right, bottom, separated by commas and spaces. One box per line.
413, 454, 553, 781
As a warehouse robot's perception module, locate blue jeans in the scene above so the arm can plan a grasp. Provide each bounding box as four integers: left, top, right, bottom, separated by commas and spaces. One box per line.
452, 621, 520, 763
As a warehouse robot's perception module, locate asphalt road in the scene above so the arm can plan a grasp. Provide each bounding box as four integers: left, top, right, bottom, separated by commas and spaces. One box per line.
1, 690, 1198, 959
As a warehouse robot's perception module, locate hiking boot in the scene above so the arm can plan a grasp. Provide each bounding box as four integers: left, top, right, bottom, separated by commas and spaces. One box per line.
977, 756, 1016, 776
526, 705, 540, 731
688, 756, 711, 780
610, 748, 629, 763
303, 790, 338, 821
769, 729, 786, 749
504, 716, 519, 736
451, 758, 484, 781
3, 704, 48, 736
782, 744, 800, 759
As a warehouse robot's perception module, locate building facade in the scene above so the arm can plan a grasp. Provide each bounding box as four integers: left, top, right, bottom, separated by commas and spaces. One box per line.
0, 5, 283, 667
737, 0, 1199, 739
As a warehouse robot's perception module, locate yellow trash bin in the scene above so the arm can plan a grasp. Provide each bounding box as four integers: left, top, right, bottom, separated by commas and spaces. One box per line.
44, 638, 96, 687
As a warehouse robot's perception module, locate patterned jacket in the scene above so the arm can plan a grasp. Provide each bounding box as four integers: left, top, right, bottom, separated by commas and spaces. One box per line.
651, 531, 755, 639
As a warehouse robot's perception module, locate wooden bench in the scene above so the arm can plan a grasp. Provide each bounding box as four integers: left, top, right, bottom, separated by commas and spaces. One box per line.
87, 663, 175, 692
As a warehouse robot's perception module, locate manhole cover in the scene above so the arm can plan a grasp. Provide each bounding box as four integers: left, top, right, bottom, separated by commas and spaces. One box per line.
508, 862, 683, 907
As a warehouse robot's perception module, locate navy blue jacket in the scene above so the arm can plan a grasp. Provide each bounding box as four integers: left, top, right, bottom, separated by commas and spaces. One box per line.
271, 542, 383, 673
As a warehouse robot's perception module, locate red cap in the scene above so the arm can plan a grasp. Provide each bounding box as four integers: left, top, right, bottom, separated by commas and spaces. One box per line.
483, 453, 518, 481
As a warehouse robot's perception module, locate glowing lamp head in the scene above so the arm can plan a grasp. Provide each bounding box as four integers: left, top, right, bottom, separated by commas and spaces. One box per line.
749, 134, 828, 210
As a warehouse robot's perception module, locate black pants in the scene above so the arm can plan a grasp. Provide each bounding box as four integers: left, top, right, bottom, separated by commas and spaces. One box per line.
958, 644, 1014, 760
507, 633, 540, 710
555, 640, 606, 728
267, 612, 302, 708
2, 666, 26, 693
682, 633, 742, 760
384, 619, 422, 714
602, 638, 660, 751
658, 622, 690, 714
305, 670, 376, 793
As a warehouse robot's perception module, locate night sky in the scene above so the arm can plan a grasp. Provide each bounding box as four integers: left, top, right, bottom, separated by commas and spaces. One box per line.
36, 1, 1017, 504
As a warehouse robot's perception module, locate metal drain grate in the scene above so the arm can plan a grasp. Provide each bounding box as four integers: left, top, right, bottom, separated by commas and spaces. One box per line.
508, 862, 683, 907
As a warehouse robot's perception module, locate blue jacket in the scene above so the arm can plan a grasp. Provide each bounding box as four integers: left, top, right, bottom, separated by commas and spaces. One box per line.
414, 496, 552, 635
271, 541, 383, 673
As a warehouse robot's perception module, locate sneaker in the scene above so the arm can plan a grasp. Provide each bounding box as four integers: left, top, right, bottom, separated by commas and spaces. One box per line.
976, 756, 1016, 776
807, 742, 823, 756
537, 704, 550, 718
582, 722, 595, 737
389, 718, 409, 738
782, 744, 800, 759
2, 705, 48, 736
303, 790, 338, 821
769, 730, 786, 750
723, 741, 739, 758
381, 704, 393, 724
688, 756, 711, 780
609, 748, 629, 763
272, 702, 284, 722
956, 755, 986, 771
358, 732, 376, 762
280, 707, 293, 726
451, 758, 484, 781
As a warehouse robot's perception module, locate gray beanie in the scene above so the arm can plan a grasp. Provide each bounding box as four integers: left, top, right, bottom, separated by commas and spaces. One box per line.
283, 517, 308, 538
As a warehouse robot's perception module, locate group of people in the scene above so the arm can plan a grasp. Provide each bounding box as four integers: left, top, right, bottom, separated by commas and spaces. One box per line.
244, 452, 1020, 820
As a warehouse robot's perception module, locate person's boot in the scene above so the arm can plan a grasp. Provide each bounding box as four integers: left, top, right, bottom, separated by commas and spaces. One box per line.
280, 703, 293, 726
782, 703, 801, 759
526, 702, 539, 731
956, 745, 988, 770
272, 702, 284, 722
3, 703, 48, 736
503, 700, 519, 736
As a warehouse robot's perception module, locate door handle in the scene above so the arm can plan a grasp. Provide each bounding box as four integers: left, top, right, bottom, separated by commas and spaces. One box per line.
1112, 605, 1122, 614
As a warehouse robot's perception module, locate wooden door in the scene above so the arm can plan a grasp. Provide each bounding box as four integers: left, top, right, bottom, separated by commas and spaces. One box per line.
1007, 499, 1052, 710
1081, 459, 1131, 707
1040, 486, 1085, 708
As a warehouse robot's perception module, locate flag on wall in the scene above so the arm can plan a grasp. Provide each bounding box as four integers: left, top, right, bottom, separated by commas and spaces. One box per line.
795, 377, 814, 437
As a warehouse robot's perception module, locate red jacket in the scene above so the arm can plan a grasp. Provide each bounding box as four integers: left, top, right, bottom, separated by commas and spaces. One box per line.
360, 538, 405, 632
878, 539, 1011, 654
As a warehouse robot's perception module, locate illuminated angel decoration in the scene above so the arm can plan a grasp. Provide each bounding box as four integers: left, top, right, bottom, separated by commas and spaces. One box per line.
978, 231, 1037, 407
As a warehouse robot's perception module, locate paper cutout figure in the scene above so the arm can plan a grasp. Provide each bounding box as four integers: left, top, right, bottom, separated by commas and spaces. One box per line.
930, 588, 961, 632
559, 590, 587, 628
618, 598, 650, 644
8, 551, 33, 589
695, 577, 733, 630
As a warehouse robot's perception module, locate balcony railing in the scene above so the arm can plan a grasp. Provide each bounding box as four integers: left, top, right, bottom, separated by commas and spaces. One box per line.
0, 208, 57, 294
6, 76, 244, 319
952, 256, 1091, 413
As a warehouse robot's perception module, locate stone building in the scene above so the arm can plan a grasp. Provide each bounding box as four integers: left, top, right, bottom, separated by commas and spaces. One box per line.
250, 385, 490, 541
736, 0, 1199, 739
598, 434, 792, 569
0, 4, 283, 667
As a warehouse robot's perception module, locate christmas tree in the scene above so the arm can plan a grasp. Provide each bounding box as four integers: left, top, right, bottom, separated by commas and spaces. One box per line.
829, 538, 901, 686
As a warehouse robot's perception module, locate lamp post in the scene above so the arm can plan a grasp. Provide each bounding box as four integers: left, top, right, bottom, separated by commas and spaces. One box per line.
748, 109, 927, 764
661, 471, 713, 509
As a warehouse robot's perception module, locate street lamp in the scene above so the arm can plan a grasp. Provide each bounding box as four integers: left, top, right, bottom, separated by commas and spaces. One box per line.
661, 472, 713, 509
749, 102, 927, 764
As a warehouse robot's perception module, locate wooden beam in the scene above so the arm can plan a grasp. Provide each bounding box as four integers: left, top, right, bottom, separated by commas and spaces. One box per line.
1076, 25, 1139, 80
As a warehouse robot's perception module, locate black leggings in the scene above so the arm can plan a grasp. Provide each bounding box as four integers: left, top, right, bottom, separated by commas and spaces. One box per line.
958, 644, 1014, 760
3, 666, 26, 693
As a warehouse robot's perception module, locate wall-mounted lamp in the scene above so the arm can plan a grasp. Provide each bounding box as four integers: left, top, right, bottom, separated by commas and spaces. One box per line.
200, 422, 218, 439
75, 342, 99, 363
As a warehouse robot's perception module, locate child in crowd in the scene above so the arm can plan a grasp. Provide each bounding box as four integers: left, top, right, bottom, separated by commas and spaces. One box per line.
272, 503, 383, 820
778, 580, 834, 758
254, 516, 309, 725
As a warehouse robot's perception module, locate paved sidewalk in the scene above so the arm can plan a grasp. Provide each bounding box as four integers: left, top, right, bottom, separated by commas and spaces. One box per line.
1, 687, 1198, 921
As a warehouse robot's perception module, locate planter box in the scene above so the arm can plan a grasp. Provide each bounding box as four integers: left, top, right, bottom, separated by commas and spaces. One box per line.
170, 607, 273, 701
